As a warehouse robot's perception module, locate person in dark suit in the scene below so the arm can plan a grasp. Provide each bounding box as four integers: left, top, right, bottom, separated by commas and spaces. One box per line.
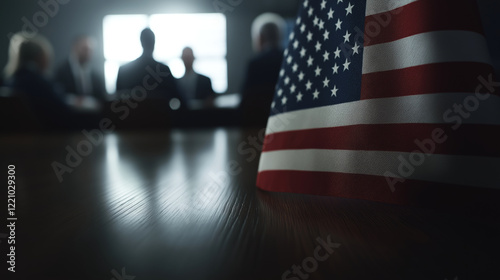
54, 36, 107, 101
178, 47, 216, 110
9, 36, 74, 129
116, 28, 179, 101
240, 13, 285, 126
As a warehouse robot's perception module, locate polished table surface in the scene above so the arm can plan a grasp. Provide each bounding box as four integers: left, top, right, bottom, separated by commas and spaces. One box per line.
1, 128, 499, 280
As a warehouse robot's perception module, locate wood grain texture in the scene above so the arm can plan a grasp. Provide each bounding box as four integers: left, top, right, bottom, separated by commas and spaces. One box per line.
0, 128, 498, 280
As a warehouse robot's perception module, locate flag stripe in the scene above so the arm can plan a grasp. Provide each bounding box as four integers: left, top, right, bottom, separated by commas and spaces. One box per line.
258, 150, 500, 188
365, 0, 417, 16
257, 170, 500, 207
361, 62, 495, 99
266, 94, 500, 135
262, 124, 500, 157
364, 0, 483, 46
362, 31, 491, 74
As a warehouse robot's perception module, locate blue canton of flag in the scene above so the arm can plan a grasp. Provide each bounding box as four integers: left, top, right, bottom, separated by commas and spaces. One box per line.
271, 0, 367, 116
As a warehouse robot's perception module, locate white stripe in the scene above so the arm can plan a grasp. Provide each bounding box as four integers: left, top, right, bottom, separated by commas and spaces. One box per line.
266, 93, 500, 135
365, 0, 418, 16
258, 149, 500, 189
362, 31, 491, 74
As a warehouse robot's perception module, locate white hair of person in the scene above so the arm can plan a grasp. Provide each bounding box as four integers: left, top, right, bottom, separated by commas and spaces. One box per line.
3, 32, 29, 79
251, 13, 286, 52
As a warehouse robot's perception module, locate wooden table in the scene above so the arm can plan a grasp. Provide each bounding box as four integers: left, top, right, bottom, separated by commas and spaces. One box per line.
1, 128, 498, 279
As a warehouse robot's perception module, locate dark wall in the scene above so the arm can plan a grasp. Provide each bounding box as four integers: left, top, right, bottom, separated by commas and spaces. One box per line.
0, 0, 300, 93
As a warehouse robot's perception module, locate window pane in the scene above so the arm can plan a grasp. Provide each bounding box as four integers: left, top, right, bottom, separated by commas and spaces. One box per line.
104, 61, 122, 94
150, 13, 227, 93
103, 15, 149, 62
103, 13, 227, 94
149, 13, 227, 60
193, 58, 228, 94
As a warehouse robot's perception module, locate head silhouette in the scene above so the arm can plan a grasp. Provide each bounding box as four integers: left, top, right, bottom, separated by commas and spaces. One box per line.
17, 36, 53, 74
72, 35, 95, 66
140, 28, 156, 56
181, 47, 195, 73
259, 23, 281, 49
251, 13, 285, 52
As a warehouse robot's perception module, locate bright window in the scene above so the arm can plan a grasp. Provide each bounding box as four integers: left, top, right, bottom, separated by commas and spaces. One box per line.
103, 13, 227, 94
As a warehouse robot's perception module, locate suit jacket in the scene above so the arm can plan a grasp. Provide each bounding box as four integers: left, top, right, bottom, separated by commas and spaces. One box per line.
116, 55, 180, 101
242, 48, 284, 96
240, 48, 284, 126
179, 72, 215, 101
54, 59, 107, 101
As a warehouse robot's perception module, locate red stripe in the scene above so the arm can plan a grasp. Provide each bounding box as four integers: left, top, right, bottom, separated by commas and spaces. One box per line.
262, 124, 500, 157
364, 0, 483, 46
360, 62, 495, 99
257, 170, 500, 209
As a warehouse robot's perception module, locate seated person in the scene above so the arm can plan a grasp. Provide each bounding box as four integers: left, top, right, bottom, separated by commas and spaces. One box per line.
9, 36, 74, 129
54, 35, 107, 103
240, 13, 285, 126
178, 47, 216, 110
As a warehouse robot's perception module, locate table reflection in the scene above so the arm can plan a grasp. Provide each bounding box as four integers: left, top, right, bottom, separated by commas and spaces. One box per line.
104, 134, 149, 229
102, 129, 234, 237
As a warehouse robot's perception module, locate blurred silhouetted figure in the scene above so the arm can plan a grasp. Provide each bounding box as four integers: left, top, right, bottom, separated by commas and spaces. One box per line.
240, 13, 285, 126
116, 28, 179, 101
179, 47, 215, 110
3, 32, 29, 85
9, 36, 73, 129
55, 35, 107, 101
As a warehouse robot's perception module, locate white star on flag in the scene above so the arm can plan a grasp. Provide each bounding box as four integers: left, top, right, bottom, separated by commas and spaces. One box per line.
335, 19, 342, 30
307, 32, 313, 41
343, 59, 351, 71
328, 9, 334, 19
334, 47, 341, 58
323, 77, 330, 88
332, 63, 339, 74
331, 85, 338, 97
345, 2, 354, 15
343, 30, 351, 42
323, 30, 330, 41
315, 41, 322, 52
296, 92, 303, 102
315, 66, 322, 76
281, 96, 287, 105
352, 42, 360, 54
323, 51, 330, 61
312, 89, 320, 99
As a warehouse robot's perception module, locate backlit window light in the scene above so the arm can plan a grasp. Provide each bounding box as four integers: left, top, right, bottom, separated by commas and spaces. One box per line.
103, 13, 227, 94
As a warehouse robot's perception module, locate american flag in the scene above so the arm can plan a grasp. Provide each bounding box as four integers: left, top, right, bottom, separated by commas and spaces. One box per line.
257, 0, 500, 204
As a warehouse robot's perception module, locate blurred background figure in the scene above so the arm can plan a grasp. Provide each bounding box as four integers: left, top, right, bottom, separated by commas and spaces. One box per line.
179, 46, 215, 110
3, 32, 29, 86
240, 13, 285, 127
8, 35, 73, 129
116, 28, 179, 101
54, 35, 107, 104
